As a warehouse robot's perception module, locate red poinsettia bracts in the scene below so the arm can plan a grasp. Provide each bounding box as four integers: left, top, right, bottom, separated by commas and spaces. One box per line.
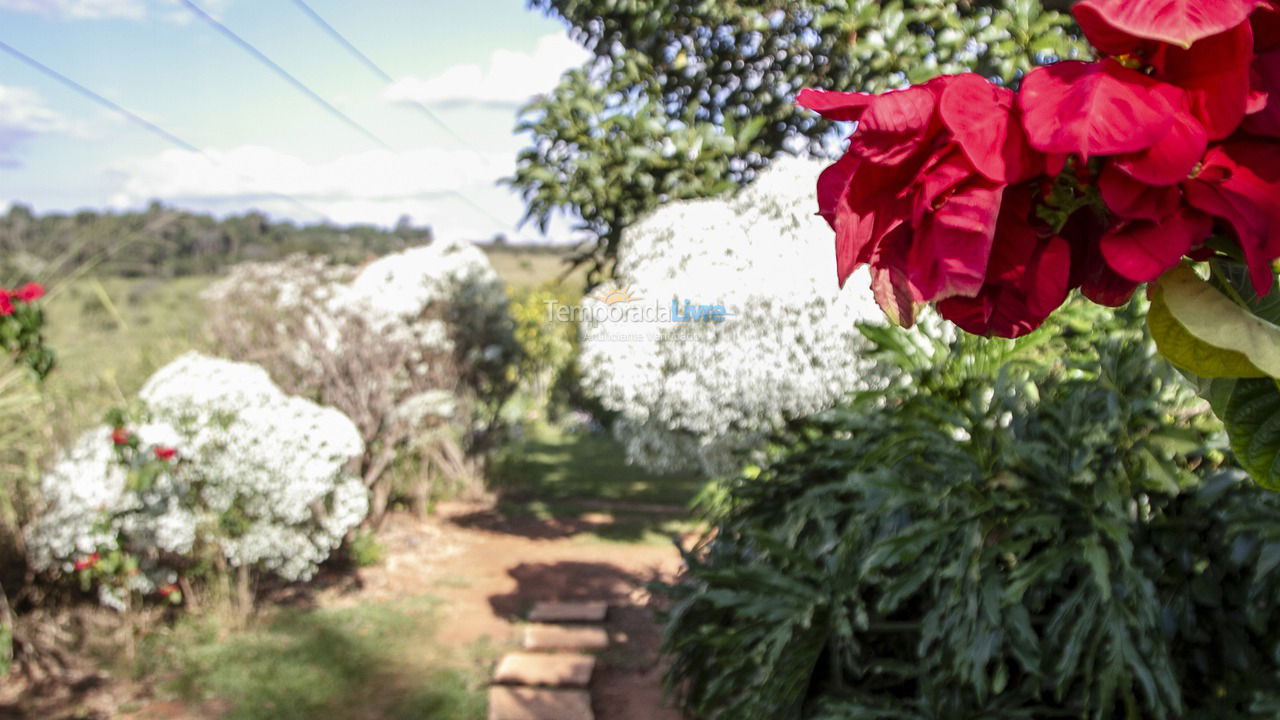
802, 0, 1280, 337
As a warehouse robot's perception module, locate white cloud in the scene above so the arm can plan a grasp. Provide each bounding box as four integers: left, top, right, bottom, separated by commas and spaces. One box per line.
104, 144, 551, 240
0, 0, 229, 21
383, 32, 591, 108
0, 0, 144, 19
0, 85, 75, 166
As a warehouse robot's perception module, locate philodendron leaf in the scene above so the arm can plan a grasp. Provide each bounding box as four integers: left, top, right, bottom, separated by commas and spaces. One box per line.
1206, 378, 1280, 490
1148, 284, 1267, 378
1157, 265, 1280, 377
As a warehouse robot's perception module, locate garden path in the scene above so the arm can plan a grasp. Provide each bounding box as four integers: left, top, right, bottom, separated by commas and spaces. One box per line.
317, 501, 689, 720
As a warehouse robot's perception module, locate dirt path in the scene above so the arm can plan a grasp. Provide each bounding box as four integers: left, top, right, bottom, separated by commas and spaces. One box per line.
317, 502, 689, 720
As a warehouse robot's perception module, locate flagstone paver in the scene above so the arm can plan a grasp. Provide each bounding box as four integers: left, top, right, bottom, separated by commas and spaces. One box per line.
523, 623, 609, 651
487, 687, 593, 720
493, 652, 596, 688
527, 600, 608, 623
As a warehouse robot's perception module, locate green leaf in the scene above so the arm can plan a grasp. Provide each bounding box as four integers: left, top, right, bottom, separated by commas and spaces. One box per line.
1206, 377, 1280, 490
1157, 265, 1280, 377
1148, 284, 1266, 378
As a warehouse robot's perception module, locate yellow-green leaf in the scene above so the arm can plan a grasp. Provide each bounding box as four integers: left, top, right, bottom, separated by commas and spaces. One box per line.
1157, 265, 1280, 378
1148, 284, 1267, 378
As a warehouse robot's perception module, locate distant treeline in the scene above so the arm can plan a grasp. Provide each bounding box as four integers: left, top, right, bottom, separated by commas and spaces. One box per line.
0, 201, 567, 278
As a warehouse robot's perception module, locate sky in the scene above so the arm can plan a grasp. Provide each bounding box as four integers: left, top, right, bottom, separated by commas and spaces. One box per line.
0, 0, 591, 242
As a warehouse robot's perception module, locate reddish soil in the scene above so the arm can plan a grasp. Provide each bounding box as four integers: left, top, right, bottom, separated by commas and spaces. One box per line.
327, 502, 688, 720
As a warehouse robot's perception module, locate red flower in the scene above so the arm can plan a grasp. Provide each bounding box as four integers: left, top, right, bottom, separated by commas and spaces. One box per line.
13, 282, 43, 303
1019, 60, 1179, 159
154, 446, 177, 462
111, 427, 130, 446
0, 292, 11, 317
935, 186, 1072, 338
1071, 0, 1256, 141
1181, 140, 1280, 294
1072, 0, 1261, 53
74, 553, 100, 571
798, 73, 1040, 322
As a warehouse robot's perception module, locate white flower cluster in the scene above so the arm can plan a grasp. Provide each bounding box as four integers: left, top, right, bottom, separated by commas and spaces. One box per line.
27, 353, 367, 605
579, 157, 888, 475
202, 238, 514, 418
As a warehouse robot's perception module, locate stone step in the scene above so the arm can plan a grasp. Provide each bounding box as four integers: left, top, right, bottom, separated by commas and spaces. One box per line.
527, 600, 608, 623
488, 686, 593, 720
493, 651, 596, 688
523, 623, 609, 651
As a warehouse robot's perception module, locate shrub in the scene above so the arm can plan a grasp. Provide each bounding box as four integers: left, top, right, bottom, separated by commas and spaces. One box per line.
203, 239, 519, 522
659, 304, 1280, 718
25, 353, 367, 610
507, 282, 580, 416
578, 158, 886, 476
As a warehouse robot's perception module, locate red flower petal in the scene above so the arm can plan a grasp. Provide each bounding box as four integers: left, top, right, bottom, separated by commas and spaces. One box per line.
0, 294, 11, 317
816, 152, 858, 230
824, 156, 911, 286
1183, 140, 1280, 294
1019, 60, 1175, 159
14, 282, 44, 303
1099, 208, 1212, 282
1111, 88, 1208, 185
847, 84, 940, 166
1245, 47, 1280, 136
939, 73, 1040, 184
868, 227, 921, 327
1065, 213, 1142, 306
1099, 164, 1184, 221
936, 188, 1070, 338
906, 178, 1004, 301
1074, 0, 1261, 51
795, 88, 876, 122
1158, 23, 1253, 139
1252, 1, 1280, 50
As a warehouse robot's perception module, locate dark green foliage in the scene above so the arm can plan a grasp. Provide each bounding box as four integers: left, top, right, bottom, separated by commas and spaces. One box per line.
512, 0, 1088, 276
659, 304, 1280, 719
0, 202, 431, 279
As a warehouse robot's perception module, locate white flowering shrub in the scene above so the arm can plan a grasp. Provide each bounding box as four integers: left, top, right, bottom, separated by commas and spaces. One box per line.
579, 157, 888, 475
202, 238, 518, 522
26, 353, 367, 609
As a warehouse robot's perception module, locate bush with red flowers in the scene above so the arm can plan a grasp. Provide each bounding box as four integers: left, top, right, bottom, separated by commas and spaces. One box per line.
0, 282, 53, 379
802, 0, 1280, 489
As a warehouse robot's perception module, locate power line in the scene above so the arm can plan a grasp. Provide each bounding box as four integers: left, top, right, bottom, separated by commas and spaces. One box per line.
0, 39, 200, 154
178, 0, 393, 151
0, 38, 332, 223
283, 0, 512, 234
285, 0, 484, 155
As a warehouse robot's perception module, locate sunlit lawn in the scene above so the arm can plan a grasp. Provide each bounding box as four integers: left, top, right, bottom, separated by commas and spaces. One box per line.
140, 598, 489, 720
490, 421, 708, 543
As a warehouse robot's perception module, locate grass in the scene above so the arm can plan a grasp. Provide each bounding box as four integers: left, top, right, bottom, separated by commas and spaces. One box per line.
140, 597, 489, 720
482, 247, 586, 290
492, 421, 705, 507
40, 275, 213, 438
490, 421, 708, 543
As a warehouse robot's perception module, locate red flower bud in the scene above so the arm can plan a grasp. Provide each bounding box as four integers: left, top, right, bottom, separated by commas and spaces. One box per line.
111, 427, 130, 446
74, 553, 100, 571
14, 283, 43, 303
154, 446, 177, 462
